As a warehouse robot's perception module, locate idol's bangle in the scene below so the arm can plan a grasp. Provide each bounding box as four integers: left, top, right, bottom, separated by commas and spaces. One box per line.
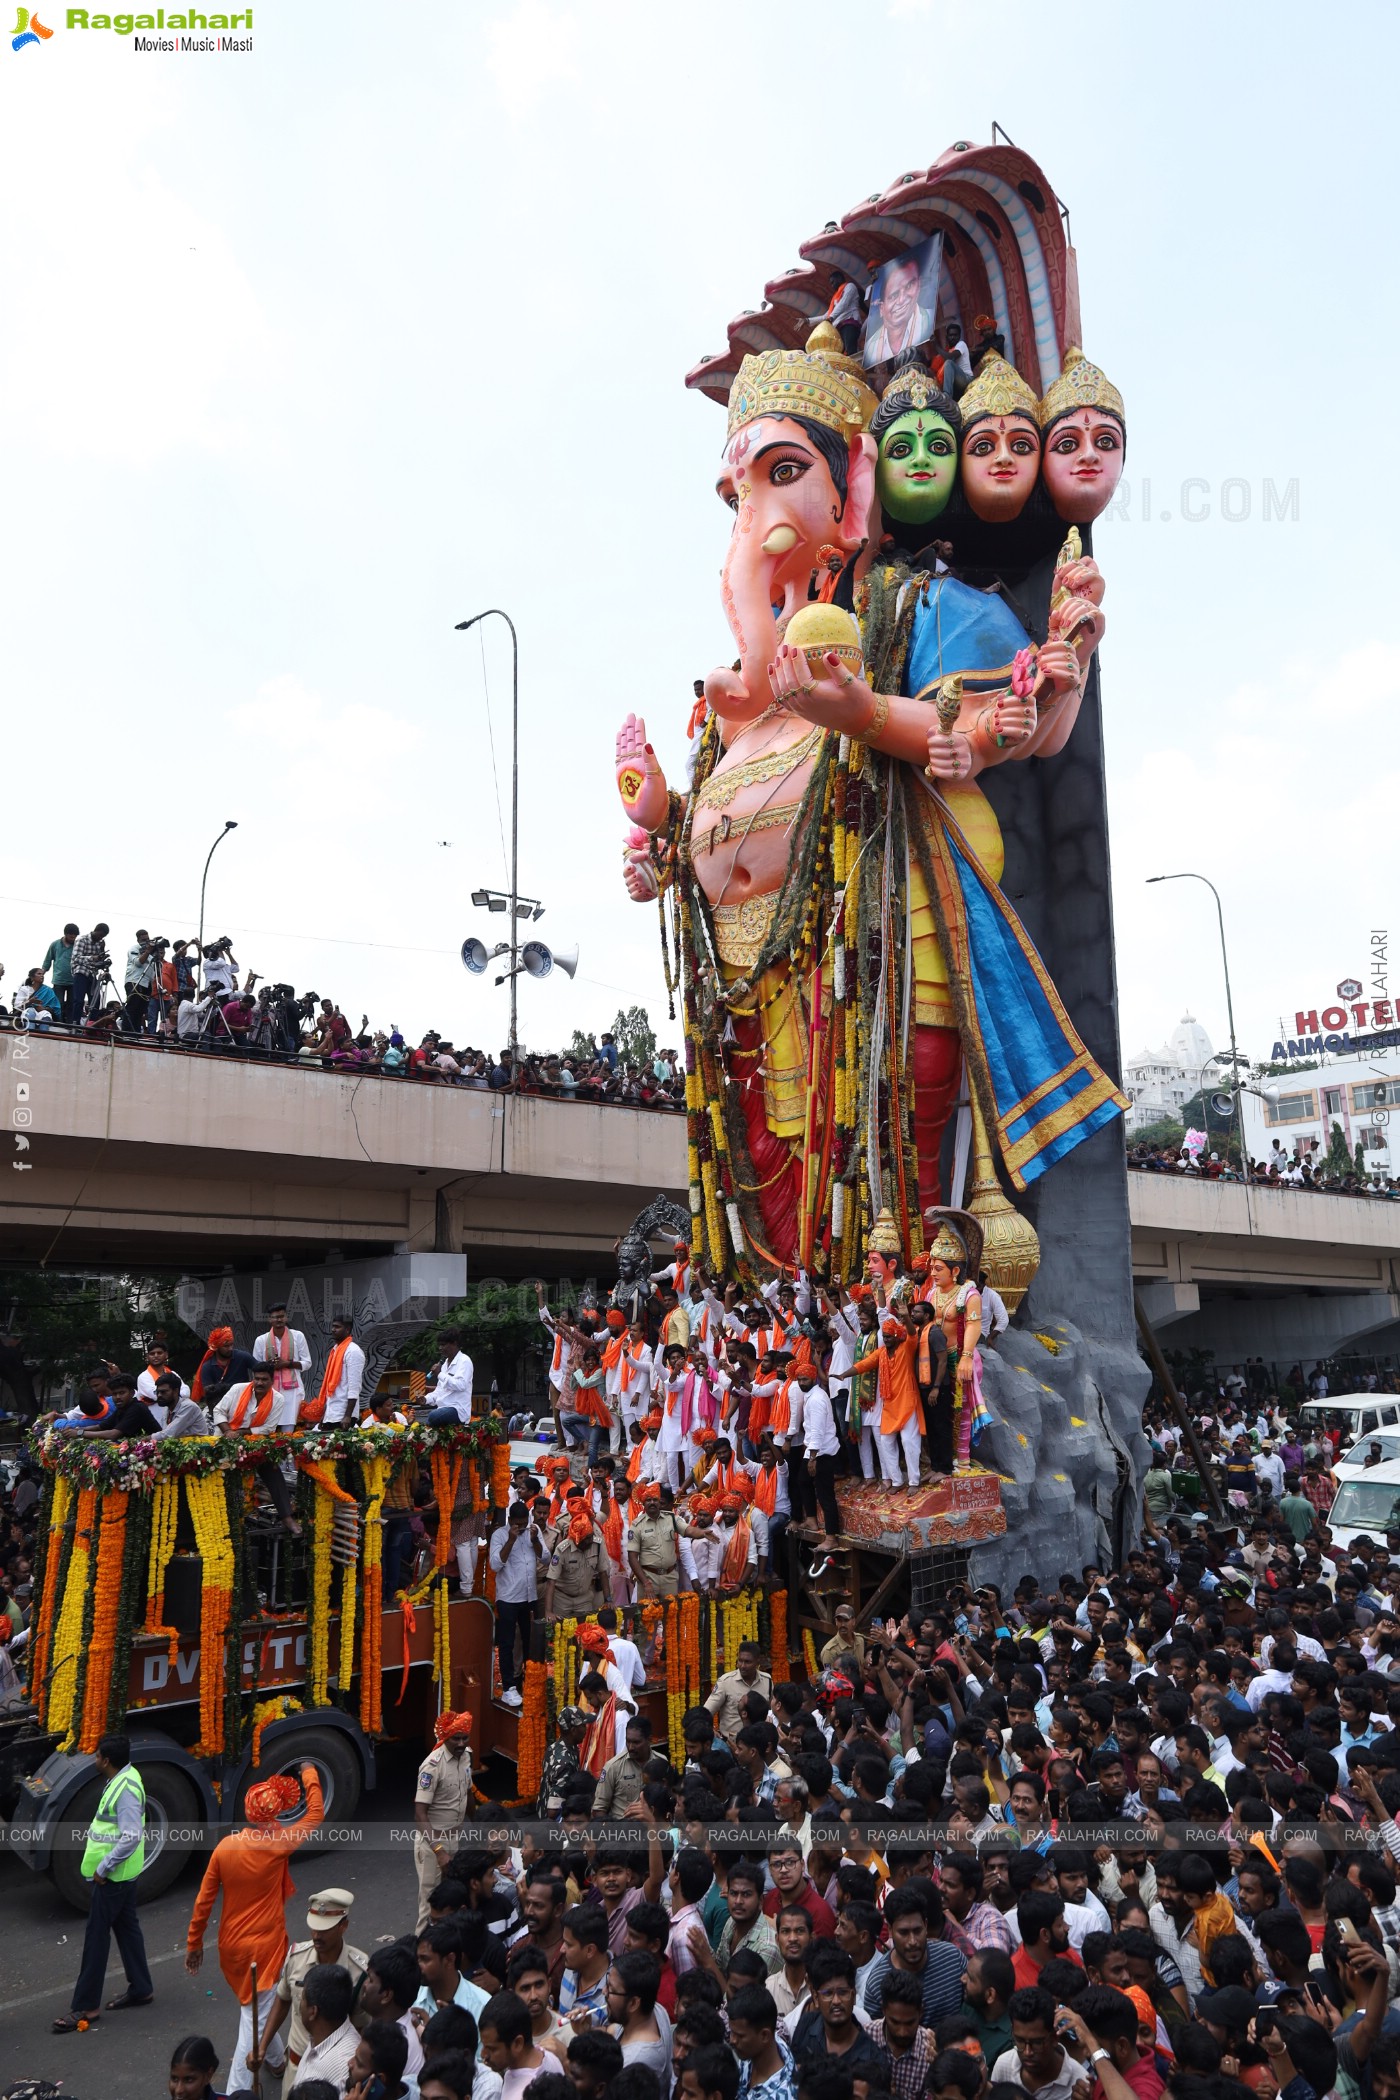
857, 689, 891, 742
969, 706, 1005, 762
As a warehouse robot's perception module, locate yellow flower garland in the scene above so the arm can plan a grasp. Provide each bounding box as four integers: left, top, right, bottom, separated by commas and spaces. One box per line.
359, 1455, 390, 1736
48, 1486, 97, 1748
143, 1476, 182, 1662
308, 1480, 334, 1709
185, 1472, 236, 1756
251, 1694, 302, 1766
29, 1473, 74, 1719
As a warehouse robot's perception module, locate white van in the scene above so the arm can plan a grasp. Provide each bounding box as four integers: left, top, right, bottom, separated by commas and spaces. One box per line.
1299, 1395, 1400, 1448
1325, 1458, 1400, 1552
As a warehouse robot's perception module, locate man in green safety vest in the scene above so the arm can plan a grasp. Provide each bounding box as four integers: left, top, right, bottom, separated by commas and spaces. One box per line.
53, 1732, 155, 2033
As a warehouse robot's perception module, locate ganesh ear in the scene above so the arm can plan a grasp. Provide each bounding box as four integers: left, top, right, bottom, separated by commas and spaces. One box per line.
837, 434, 878, 553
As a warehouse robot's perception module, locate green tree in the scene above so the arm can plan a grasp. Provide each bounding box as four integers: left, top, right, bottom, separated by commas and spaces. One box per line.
567, 1028, 597, 1062
0, 1271, 184, 1401
1130, 1115, 1186, 1151
1323, 1119, 1351, 1175
611, 1005, 656, 1071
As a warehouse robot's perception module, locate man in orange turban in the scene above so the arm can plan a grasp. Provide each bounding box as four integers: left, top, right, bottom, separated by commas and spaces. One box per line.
433, 1711, 473, 1744
190, 1324, 256, 1410
186, 1762, 324, 2092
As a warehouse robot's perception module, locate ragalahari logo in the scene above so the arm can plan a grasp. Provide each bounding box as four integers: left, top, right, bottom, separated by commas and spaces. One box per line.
11, 5, 54, 47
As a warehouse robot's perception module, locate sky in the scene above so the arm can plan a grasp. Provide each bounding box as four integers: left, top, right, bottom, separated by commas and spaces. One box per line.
2, 1, 1397, 1073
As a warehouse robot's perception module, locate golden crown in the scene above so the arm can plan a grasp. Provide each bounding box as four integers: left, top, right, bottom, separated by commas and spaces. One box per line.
1038, 346, 1125, 430
727, 322, 877, 444
929, 1220, 969, 1267
959, 350, 1040, 429
867, 1205, 903, 1257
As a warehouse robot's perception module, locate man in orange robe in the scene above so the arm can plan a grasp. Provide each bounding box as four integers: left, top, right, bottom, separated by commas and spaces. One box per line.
852, 1313, 926, 1489
185, 1763, 324, 2092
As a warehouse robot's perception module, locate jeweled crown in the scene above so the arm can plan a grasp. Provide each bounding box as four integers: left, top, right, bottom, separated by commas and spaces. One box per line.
727, 322, 877, 444
1038, 346, 1125, 430
959, 351, 1040, 430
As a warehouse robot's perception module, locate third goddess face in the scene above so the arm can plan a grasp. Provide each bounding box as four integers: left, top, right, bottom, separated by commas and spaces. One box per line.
876, 408, 957, 527
960, 412, 1040, 523
1041, 406, 1125, 523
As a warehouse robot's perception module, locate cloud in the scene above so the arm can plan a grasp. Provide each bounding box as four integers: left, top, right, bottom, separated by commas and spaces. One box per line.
224, 674, 423, 817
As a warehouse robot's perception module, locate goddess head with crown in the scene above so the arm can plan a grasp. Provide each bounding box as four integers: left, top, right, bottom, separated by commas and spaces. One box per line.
865, 1205, 905, 1290
958, 351, 1041, 523
870, 359, 962, 532
924, 1208, 984, 1290
1038, 348, 1126, 524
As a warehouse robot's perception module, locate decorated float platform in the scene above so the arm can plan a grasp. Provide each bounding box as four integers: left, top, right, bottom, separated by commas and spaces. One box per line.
832, 1469, 1005, 1550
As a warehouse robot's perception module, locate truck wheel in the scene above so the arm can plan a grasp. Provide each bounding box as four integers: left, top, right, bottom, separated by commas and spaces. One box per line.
50, 1762, 203, 1913
236, 1727, 361, 1848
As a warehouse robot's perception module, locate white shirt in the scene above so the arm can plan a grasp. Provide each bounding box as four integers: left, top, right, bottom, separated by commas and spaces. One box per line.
745, 1458, 790, 1519
1255, 1452, 1285, 1497
434, 1349, 475, 1422
212, 1382, 280, 1435
157, 1394, 210, 1440
605, 1631, 647, 1691
1246, 1665, 1296, 1712
254, 1328, 312, 1409
801, 1384, 840, 1458
827, 1303, 861, 1383
681, 1530, 725, 1587
489, 1523, 540, 1604
137, 1369, 189, 1426
979, 1284, 1010, 1338
320, 1339, 366, 1425
291, 2018, 359, 2093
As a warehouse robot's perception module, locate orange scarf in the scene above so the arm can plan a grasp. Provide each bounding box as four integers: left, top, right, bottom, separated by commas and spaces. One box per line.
601, 1496, 625, 1565
580, 1695, 618, 1777
227, 1382, 276, 1432
300, 1335, 351, 1427
626, 1441, 646, 1483
721, 1514, 753, 1588
770, 1380, 794, 1436
752, 1465, 779, 1516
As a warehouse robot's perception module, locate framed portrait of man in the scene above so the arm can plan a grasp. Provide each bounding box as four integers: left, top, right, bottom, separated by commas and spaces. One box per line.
863, 232, 943, 368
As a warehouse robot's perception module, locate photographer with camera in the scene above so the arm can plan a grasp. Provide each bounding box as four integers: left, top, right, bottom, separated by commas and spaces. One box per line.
124, 929, 163, 1034
200, 935, 239, 997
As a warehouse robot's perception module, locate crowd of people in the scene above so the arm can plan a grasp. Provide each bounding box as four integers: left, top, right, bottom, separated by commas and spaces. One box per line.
1129, 1142, 1400, 1202
1, 920, 685, 1106
47, 1383, 1400, 2100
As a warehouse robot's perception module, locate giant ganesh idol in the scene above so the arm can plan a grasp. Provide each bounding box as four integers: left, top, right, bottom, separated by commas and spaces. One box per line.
613, 145, 1131, 1313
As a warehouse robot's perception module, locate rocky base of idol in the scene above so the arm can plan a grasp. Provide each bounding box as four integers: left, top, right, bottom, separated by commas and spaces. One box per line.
967, 1317, 1151, 1593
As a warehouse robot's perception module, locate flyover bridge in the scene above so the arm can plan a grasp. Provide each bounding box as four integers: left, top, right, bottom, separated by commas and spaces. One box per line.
3, 1035, 1397, 1358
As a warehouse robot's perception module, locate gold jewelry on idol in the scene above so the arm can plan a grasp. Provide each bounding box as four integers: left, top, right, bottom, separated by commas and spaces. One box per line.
1037, 347, 1125, 430
860, 690, 891, 742
959, 351, 1040, 430
693, 725, 824, 812
727, 322, 877, 444
867, 1206, 903, 1258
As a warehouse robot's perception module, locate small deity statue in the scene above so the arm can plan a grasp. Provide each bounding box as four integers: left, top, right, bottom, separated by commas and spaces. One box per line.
923, 1208, 990, 1473
1037, 348, 1126, 524
865, 1206, 905, 1296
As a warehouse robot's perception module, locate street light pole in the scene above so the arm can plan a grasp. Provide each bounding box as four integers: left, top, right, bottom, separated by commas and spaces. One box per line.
197, 820, 238, 980
456, 608, 520, 1066
1147, 870, 1253, 1229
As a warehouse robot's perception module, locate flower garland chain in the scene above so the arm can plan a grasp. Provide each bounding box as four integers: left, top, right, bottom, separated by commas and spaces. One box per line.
79, 1490, 130, 1753
358, 1455, 390, 1737
47, 1486, 97, 1748
29, 1413, 506, 1495
307, 1478, 334, 1710
664, 1597, 683, 1768
142, 1475, 182, 1663
27, 1472, 72, 1719
251, 1694, 303, 1767
515, 1658, 549, 1803
185, 1470, 236, 1756
769, 1587, 789, 1682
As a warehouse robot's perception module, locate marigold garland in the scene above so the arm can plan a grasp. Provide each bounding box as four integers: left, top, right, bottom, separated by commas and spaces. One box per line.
186, 1470, 236, 1756
359, 1455, 390, 1737
28, 1472, 73, 1718
79, 1490, 130, 1753
308, 1478, 334, 1710
251, 1694, 303, 1766
142, 1475, 182, 1662
664, 1597, 683, 1767
47, 1485, 97, 1748
769, 1588, 789, 1681
515, 1658, 549, 1801
490, 1436, 511, 1510
296, 1455, 358, 1505
802, 1626, 819, 1682
431, 1571, 452, 1706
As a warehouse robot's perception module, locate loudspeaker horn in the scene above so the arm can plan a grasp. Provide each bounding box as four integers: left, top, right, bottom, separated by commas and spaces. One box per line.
1209, 1091, 1235, 1118
461, 937, 496, 974
521, 939, 579, 980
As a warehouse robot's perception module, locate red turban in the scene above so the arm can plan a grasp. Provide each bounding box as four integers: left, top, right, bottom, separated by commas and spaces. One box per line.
700, 1431, 718, 1448
605, 1309, 627, 1331
245, 1773, 301, 1823
640, 1484, 662, 1507
209, 1326, 234, 1349
568, 1510, 595, 1546
578, 1624, 616, 1665
434, 1710, 473, 1744
643, 1409, 663, 1431
719, 1492, 747, 1516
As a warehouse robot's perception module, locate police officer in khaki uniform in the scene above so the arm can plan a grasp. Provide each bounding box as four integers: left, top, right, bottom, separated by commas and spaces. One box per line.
542, 1508, 609, 1620
413, 1711, 475, 1931
627, 1484, 683, 1598
250, 1888, 368, 2095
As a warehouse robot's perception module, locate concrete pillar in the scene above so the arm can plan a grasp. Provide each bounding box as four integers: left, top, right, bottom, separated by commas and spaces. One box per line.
1137, 1281, 1202, 1330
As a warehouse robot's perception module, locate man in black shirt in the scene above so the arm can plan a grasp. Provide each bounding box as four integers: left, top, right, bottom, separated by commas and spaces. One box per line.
59, 1373, 161, 1441
193, 1326, 257, 1410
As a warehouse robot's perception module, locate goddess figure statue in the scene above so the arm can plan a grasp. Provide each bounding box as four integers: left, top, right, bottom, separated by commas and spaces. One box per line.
615, 323, 1126, 1285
